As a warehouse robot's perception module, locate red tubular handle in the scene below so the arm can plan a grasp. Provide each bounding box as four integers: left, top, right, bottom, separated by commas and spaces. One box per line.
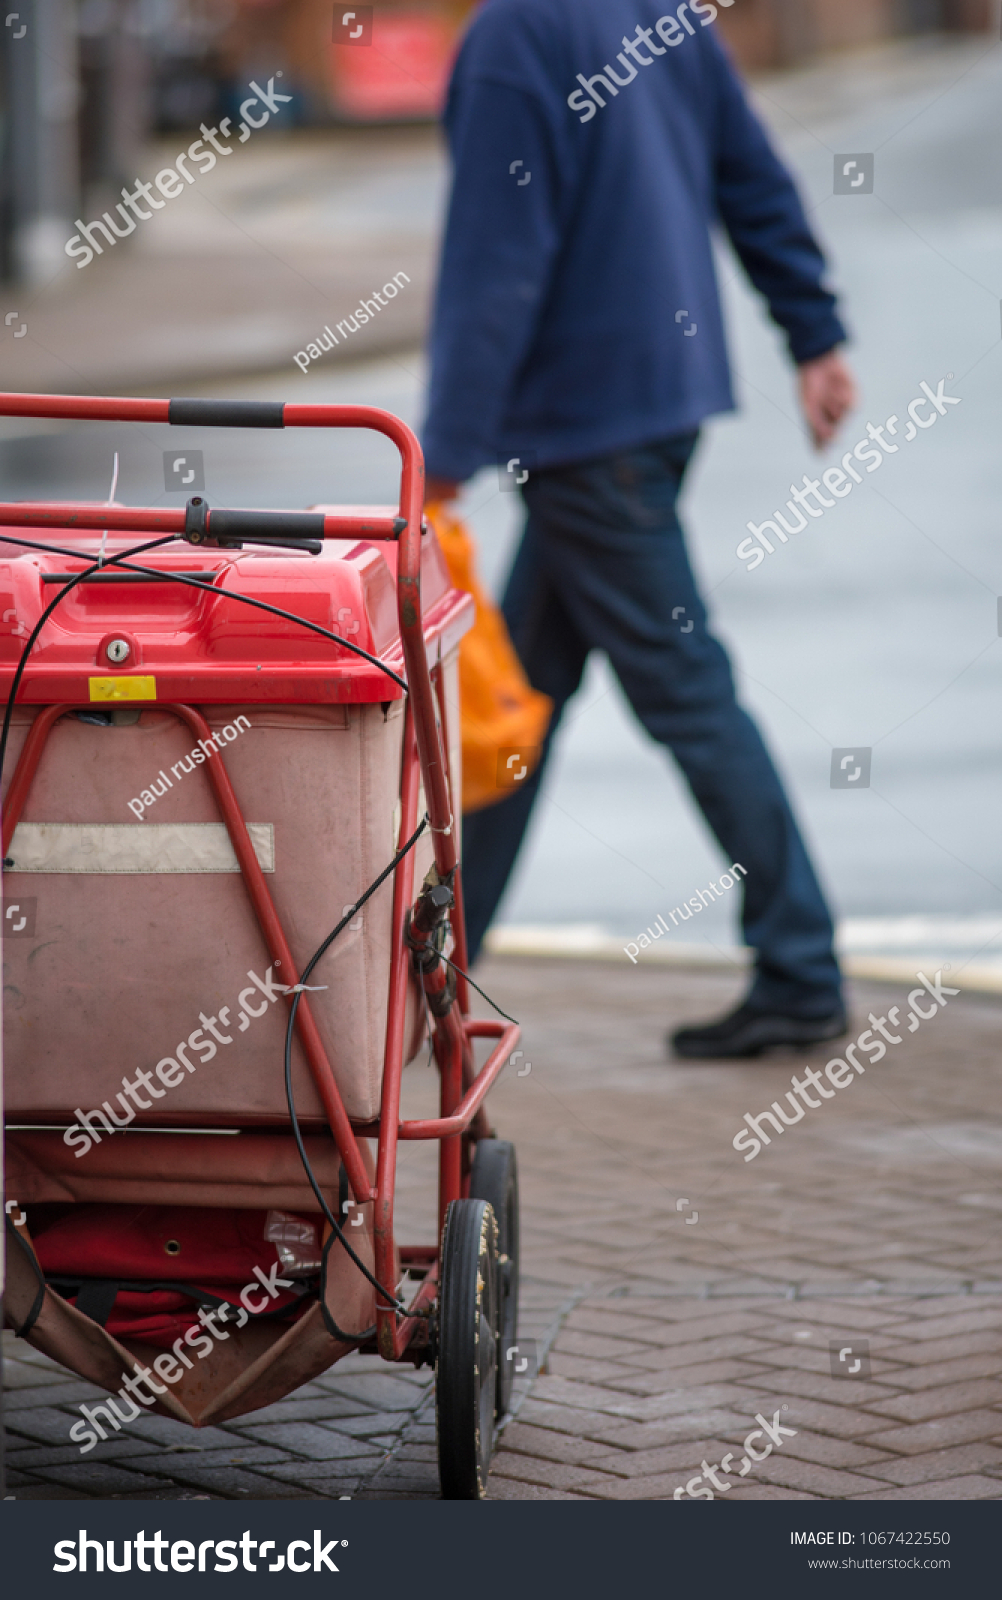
0, 395, 169, 422
0, 394, 456, 878
1, 703, 66, 855
286, 403, 456, 879
171, 703, 374, 1206
0, 504, 402, 540
0, 505, 184, 534
398, 1021, 519, 1141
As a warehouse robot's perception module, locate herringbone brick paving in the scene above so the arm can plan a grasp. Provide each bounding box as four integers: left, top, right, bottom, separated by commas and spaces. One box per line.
4, 959, 1001, 1499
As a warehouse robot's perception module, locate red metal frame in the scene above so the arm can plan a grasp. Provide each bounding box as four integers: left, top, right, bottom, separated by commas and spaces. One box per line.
0, 392, 518, 1367
0, 503, 402, 541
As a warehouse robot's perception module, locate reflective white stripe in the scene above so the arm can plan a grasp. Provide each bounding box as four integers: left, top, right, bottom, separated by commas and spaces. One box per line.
8, 822, 275, 874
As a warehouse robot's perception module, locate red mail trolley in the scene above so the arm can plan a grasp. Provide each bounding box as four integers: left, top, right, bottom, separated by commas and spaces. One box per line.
0, 392, 520, 1500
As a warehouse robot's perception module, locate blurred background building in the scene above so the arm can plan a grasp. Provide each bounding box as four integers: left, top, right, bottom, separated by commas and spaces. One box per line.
0, 0, 995, 283
718, 0, 992, 69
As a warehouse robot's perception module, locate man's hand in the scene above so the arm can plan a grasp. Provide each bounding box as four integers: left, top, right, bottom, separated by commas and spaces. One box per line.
425, 475, 460, 505
798, 350, 857, 449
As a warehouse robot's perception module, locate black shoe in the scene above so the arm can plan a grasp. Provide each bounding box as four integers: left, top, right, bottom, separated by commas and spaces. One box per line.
669, 1000, 848, 1061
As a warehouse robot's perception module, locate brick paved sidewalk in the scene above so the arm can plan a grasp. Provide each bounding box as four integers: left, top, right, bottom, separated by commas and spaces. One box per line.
4, 958, 1001, 1500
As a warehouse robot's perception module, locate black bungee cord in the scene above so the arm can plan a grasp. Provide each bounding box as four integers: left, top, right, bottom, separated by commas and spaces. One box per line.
283, 814, 431, 1343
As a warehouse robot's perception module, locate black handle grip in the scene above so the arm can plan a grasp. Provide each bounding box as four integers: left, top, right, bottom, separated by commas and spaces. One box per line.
209, 510, 326, 541
183, 501, 323, 554
169, 399, 285, 428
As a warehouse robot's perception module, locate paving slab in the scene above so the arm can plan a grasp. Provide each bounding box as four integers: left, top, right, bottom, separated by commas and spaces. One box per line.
129, 1464, 314, 1498
851, 1475, 1002, 1501
861, 1442, 1002, 1486
30, 1463, 174, 1496
236, 1423, 384, 1461
862, 1412, 1002, 1454
225, 1395, 374, 1427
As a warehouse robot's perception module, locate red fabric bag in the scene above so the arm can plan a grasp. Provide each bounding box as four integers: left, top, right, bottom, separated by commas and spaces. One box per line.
32, 1204, 318, 1347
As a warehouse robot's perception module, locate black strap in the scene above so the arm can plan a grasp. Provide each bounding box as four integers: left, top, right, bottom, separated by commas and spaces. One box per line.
5, 1214, 47, 1337
73, 1280, 120, 1326
46, 1275, 312, 1327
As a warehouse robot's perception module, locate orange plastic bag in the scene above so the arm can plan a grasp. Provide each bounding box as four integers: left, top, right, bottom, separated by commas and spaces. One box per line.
427, 502, 552, 815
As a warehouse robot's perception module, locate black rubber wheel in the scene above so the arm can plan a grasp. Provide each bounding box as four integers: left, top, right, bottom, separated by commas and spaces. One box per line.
436, 1197, 498, 1499
469, 1139, 519, 1418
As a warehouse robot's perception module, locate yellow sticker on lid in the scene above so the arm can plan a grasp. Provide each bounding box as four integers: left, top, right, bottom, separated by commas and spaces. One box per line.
89, 675, 157, 702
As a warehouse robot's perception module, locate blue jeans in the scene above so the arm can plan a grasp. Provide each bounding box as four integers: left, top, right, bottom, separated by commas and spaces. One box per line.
461, 433, 842, 1016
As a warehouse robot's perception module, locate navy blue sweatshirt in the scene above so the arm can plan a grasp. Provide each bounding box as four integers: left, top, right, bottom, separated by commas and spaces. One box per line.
422, 0, 846, 482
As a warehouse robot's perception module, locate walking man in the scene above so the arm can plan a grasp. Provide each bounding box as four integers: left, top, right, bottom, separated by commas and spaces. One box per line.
422, 0, 856, 1058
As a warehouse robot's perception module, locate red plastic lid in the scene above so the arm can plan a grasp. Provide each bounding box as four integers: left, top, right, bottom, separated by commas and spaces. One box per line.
0, 510, 472, 705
